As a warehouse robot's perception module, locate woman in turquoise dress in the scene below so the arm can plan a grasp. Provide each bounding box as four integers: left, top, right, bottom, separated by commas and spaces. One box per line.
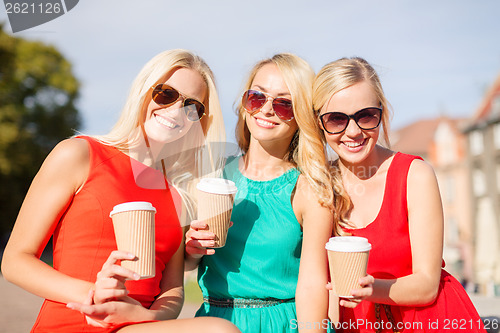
185, 53, 345, 332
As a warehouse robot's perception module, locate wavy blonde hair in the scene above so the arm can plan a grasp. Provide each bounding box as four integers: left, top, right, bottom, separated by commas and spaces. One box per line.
313, 57, 392, 234
235, 53, 334, 208
92, 49, 225, 222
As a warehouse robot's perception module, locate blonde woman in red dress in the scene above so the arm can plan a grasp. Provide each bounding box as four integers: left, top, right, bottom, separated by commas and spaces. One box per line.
2, 49, 239, 333
313, 57, 487, 333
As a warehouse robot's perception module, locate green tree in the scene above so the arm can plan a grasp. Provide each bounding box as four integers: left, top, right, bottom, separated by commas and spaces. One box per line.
0, 23, 81, 241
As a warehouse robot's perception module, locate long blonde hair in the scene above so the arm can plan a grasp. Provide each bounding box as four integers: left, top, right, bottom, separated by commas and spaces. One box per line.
313, 57, 391, 233
93, 49, 226, 222
235, 53, 334, 208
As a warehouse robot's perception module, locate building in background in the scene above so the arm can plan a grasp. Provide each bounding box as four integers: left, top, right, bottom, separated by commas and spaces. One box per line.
391, 117, 475, 292
391, 73, 500, 297
464, 73, 500, 296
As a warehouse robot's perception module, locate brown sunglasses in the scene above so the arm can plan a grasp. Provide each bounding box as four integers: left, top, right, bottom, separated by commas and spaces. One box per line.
151, 84, 206, 121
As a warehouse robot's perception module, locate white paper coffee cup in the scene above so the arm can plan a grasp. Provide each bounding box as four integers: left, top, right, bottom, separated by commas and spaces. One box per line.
325, 236, 371, 297
197, 178, 237, 248
110, 201, 156, 279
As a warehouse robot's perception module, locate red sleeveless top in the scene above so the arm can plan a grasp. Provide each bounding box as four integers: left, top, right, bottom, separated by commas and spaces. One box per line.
339, 153, 485, 333
32, 136, 183, 332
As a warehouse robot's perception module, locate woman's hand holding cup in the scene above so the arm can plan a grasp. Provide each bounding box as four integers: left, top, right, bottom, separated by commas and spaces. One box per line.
338, 274, 374, 308
67, 250, 141, 327
93, 250, 140, 304
185, 219, 217, 258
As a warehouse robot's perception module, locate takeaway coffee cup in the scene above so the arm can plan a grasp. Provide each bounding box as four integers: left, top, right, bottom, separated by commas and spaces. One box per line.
110, 201, 156, 279
197, 178, 237, 248
325, 236, 371, 297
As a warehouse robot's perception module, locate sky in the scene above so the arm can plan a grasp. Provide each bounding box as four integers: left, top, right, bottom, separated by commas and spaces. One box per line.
2, 0, 500, 142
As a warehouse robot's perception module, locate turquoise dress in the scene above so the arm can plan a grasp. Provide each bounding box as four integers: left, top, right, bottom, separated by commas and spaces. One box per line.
196, 156, 302, 333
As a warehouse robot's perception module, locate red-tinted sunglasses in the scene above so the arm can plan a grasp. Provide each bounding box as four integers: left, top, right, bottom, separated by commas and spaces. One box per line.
241, 89, 294, 121
151, 84, 206, 121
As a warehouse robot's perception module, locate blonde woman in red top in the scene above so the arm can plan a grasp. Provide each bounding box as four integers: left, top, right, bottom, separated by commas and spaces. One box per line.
313, 57, 486, 333
2, 49, 239, 333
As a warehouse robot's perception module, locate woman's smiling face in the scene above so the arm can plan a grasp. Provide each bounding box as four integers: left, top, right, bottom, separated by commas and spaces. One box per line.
320, 80, 381, 167
143, 67, 207, 144
245, 63, 298, 146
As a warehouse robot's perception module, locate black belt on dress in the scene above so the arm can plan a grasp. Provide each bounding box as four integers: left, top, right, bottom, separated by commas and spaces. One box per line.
203, 296, 295, 308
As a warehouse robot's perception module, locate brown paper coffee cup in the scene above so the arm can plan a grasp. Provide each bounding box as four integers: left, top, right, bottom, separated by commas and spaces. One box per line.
325, 236, 371, 297
110, 202, 156, 279
197, 178, 237, 248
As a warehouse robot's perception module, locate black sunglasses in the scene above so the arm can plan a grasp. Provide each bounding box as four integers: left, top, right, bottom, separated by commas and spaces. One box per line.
151, 84, 206, 121
319, 107, 382, 134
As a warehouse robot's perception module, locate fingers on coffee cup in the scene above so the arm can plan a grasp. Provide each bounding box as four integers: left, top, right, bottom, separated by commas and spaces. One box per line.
196, 178, 237, 248
110, 201, 156, 279
325, 236, 371, 298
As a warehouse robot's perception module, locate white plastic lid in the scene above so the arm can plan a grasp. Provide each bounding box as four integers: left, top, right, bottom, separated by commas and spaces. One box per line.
110, 201, 156, 217
325, 236, 371, 252
196, 178, 237, 195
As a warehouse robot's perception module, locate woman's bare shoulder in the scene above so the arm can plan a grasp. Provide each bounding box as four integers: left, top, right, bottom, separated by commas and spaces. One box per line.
407, 158, 436, 181
38, 138, 91, 186
406, 157, 440, 198
47, 137, 90, 165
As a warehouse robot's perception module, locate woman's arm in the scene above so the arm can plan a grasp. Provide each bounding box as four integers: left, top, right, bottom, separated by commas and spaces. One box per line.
1, 138, 93, 304
368, 159, 443, 306
148, 238, 185, 319
294, 176, 332, 333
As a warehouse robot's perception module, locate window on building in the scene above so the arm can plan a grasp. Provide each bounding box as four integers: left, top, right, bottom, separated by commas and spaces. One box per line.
445, 176, 455, 203
435, 122, 456, 165
497, 164, 500, 193
494, 123, 500, 149
445, 216, 459, 246
469, 130, 484, 156
491, 94, 500, 117
473, 169, 486, 197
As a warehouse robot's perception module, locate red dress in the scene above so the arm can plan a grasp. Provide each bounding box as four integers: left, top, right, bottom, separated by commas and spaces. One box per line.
31, 136, 183, 332
338, 152, 486, 333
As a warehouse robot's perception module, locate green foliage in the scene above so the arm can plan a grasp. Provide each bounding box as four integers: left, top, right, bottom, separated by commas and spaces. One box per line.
0, 23, 81, 238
